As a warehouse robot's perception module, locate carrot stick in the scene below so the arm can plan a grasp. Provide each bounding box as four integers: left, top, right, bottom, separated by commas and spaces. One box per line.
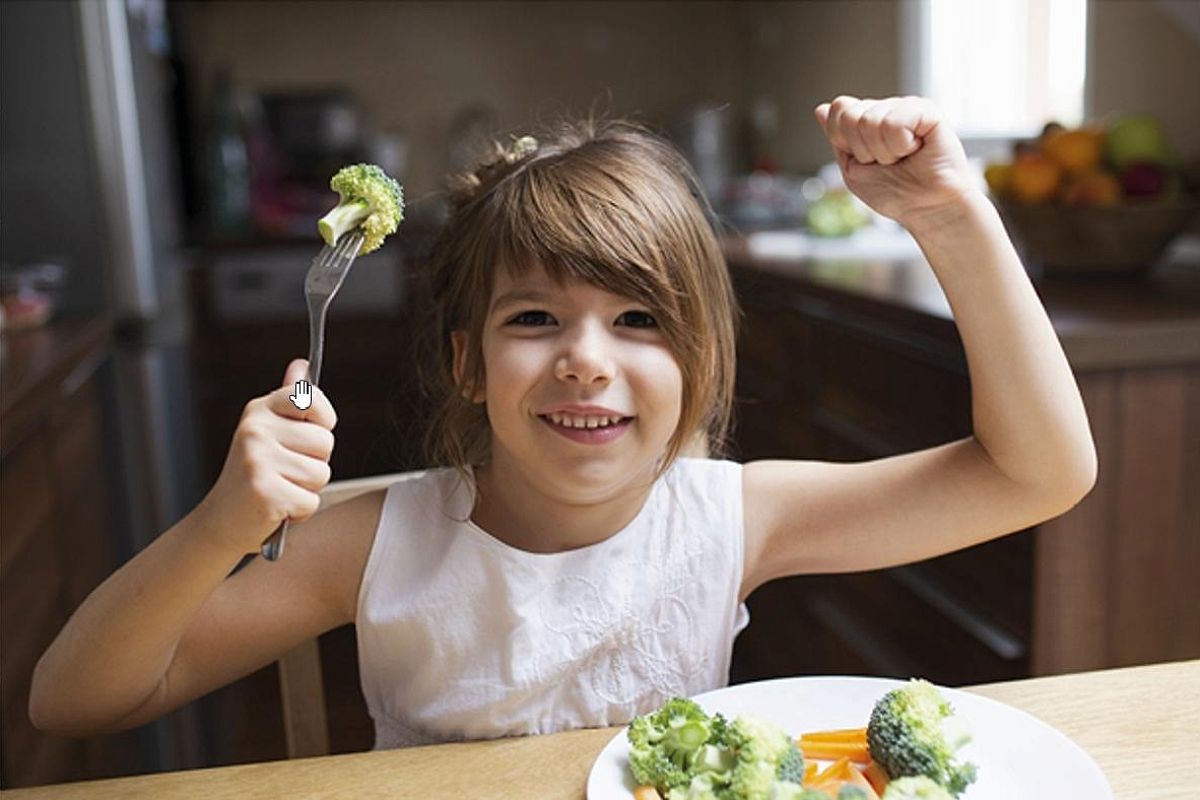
634, 786, 663, 800
799, 727, 868, 743
841, 766, 881, 800
862, 760, 891, 795
804, 762, 819, 783
799, 739, 872, 763
809, 756, 855, 785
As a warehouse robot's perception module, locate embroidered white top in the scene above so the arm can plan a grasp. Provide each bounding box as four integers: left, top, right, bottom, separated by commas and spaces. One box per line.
354, 457, 750, 749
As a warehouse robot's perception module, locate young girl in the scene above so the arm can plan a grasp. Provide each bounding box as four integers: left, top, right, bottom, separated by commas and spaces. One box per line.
31, 96, 1096, 749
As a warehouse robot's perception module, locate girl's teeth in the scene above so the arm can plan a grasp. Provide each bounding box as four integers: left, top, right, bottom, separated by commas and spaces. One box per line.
546, 413, 623, 429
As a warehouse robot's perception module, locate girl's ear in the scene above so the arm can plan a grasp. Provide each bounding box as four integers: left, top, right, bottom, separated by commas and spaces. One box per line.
451, 330, 486, 403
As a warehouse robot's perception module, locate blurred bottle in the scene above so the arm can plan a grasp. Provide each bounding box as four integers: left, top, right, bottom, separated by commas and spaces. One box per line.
206, 69, 251, 237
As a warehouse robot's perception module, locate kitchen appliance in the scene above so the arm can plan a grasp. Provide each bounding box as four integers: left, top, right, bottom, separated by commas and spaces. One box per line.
669, 105, 736, 214
1, 0, 211, 777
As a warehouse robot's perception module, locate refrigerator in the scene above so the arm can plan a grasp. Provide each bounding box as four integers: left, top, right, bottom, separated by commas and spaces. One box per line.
1, 0, 213, 777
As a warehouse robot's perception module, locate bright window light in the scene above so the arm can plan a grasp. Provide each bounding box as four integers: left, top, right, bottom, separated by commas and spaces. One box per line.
902, 0, 1088, 142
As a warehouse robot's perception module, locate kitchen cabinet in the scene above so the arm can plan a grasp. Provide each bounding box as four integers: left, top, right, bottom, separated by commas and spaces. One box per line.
723, 238, 1200, 686
0, 316, 142, 788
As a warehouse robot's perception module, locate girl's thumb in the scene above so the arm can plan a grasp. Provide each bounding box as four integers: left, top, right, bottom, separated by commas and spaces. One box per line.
282, 358, 309, 388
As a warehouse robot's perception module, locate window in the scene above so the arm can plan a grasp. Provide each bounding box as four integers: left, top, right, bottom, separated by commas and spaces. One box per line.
900, 0, 1089, 159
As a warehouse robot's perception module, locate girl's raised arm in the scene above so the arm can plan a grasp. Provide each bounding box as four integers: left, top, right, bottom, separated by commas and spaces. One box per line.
29, 360, 375, 736
741, 96, 1097, 595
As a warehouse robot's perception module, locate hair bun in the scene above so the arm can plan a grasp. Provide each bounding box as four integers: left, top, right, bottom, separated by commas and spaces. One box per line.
505, 135, 538, 162
446, 135, 539, 211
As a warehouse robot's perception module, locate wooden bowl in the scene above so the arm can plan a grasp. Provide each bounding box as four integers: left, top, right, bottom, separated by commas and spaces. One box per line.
994, 198, 1200, 277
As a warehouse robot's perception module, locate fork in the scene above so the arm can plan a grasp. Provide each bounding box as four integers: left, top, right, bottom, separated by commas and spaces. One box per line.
261, 231, 366, 561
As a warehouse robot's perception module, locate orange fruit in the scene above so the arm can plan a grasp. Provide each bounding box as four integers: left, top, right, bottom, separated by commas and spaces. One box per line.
1009, 153, 1063, 203
1058, 169, 1121, 206
1043, 128, 1105, 174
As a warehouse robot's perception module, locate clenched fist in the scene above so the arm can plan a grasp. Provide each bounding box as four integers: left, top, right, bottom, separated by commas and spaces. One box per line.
814, 95, 979, 230
198, 358, 337, 555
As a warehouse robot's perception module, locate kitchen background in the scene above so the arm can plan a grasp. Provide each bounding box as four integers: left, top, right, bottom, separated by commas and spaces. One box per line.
2, 0, 1198, 790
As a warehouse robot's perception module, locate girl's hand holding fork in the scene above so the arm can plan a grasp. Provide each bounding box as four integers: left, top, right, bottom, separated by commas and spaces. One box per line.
198, 358, 338, 555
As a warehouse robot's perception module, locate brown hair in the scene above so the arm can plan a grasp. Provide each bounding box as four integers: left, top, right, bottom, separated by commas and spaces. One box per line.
414, 115, 741, 487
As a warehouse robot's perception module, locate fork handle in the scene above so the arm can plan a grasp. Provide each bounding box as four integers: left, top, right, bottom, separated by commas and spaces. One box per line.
261, 304, 329, 561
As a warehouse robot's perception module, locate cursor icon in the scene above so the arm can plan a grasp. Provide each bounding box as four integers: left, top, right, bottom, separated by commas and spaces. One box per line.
290, 380, 313, 410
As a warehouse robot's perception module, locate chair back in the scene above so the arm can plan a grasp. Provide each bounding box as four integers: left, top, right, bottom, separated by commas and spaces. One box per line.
278, 472, 404, 758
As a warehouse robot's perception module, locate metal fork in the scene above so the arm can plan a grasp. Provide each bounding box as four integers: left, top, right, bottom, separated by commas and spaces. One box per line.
261, 231, 365, 561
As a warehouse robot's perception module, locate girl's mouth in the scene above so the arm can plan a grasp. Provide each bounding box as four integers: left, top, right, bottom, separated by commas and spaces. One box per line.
538, 414, 634, 445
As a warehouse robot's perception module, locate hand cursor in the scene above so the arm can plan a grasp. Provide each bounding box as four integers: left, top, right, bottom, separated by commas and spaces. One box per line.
290, 380, 313, 411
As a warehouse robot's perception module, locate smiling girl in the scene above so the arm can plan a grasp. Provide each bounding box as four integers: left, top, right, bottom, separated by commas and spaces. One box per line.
31, 97, 1096, 749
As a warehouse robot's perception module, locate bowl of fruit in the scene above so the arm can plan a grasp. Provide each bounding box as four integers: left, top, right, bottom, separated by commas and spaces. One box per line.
986, 114, 1200, 277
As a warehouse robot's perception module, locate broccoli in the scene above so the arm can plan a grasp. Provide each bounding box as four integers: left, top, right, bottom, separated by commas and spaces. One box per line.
774, 743, 806, 785
866, 680, 977, 797
768, 788, 863, 800
627, 699, 807, 800
725, 715, 805, 800
880, 776, 955, 800
629, 698, 724, 791
317, 163, 404, 255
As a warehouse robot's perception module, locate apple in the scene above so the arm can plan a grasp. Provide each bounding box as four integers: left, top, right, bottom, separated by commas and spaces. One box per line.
1119, 162, 1170, 199
1106, 114, 1172, 169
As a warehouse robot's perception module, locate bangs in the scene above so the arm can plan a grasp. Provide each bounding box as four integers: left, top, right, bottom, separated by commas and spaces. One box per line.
479, 154, 687, 325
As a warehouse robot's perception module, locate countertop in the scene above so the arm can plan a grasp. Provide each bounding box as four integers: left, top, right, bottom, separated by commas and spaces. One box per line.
0, 314, 112, 449
723, 230, 1200, 371
7, 659, 1194, 799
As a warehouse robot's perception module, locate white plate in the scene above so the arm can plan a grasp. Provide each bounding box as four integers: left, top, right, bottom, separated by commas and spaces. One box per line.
586, 676, 1112, 800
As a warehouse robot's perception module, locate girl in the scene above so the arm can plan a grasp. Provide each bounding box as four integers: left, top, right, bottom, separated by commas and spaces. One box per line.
31, 96, 1096, 749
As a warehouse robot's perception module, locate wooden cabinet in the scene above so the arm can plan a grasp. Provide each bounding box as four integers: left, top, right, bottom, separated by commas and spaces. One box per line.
0, 317, 141, 788
725, 246, 1200, 686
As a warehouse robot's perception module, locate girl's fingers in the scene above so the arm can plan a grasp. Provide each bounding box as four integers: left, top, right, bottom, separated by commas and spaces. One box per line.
268, 380, 338, 430
272, 419, 335, 461
816, 96, 929, 165
861, 101, 904, 165
829, 97, 875, 165
277, 449, 333, 494
282, 358, 308, 390
814, 103, 831, 136
879, 107, 921, 161
269, 474, 322, 523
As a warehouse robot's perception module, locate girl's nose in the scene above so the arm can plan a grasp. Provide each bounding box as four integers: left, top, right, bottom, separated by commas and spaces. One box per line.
554, 323, 616, 384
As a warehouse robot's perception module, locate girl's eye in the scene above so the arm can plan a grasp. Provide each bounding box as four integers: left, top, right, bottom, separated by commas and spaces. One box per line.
508, 310, 555, 326
619, 310, 658, 328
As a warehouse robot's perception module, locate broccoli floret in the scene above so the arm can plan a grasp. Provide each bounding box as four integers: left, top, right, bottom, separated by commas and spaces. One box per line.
837, 788, 870, 800
767, 788, 829, 800
317, 163, 404, 254
629, 698, 724, 791
774, 742, 805, 785
628, 700, 808, 800
866, 680, 977, 797
725, 715, 801, 800
881, 776, 955, 800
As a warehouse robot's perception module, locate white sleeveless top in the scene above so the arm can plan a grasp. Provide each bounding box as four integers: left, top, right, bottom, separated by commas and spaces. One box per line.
354, 457, 750, 749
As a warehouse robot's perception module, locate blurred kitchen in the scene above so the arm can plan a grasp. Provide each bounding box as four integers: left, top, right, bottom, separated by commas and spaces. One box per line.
2, 0, 1198, 789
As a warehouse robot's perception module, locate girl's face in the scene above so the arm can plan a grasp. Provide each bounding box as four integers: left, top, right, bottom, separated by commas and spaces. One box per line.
454, 264, 683, 498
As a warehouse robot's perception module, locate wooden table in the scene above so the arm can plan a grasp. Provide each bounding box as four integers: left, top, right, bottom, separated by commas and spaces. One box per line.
6, 659, 1193, 799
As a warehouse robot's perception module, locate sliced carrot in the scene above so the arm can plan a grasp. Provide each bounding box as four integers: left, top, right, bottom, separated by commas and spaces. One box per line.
810, 756, 855, 785
633, 786, 663, 800
862, 760, 891, 795
798, 726, 868, 744
841, 766, 881, 800
804, 762, 820, 783
798, 739, 871, 763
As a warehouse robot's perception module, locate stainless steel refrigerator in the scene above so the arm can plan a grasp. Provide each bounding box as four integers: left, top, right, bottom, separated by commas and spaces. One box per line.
2, 0, 212, 776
